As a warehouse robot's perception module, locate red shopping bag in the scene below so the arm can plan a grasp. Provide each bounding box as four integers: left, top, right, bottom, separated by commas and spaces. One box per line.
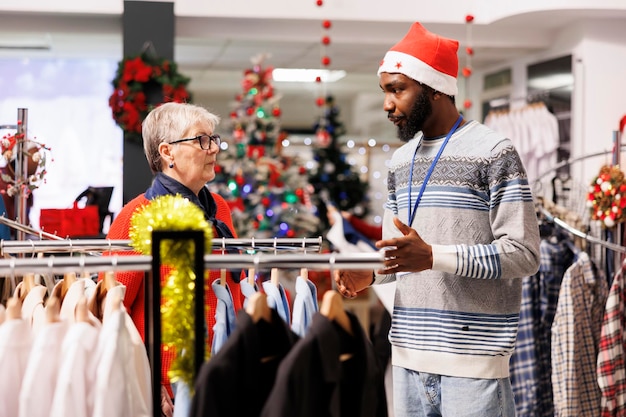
40, 202, 100, 237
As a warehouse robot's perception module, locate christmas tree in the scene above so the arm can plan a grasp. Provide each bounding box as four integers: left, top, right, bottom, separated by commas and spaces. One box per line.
309, 95, 370, 231
209, 55, 319, 239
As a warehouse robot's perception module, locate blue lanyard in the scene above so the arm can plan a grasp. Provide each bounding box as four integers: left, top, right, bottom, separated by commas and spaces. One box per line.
407, 115, 463, 226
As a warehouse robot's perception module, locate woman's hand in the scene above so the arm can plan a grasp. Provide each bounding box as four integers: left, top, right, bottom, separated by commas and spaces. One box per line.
161, 385, 174, 417
334, 269, 373, 299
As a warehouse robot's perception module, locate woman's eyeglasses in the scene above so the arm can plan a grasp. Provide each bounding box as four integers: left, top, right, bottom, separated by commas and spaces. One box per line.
169, 134, 221, 150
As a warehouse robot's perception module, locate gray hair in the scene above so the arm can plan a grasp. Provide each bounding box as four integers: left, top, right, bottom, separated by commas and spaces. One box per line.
142, 102, 220, 173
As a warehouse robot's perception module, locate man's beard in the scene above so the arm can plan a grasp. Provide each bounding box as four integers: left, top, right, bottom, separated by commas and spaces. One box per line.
398, 89, 432, 142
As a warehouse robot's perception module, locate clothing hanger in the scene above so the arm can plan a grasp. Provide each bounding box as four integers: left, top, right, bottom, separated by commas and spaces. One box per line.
16, 273, 36, 302
45, 296, 61, 323
245, 291, 271, 323
270, 268, 280, 286
59, 271, 77, 304
6, 296, 22, 320
220, 239, 227, 286
300, 268, 308, 281
89, 270, 120, 321
75, 296, 90, 323
320, 289, 352, 336
247, 268, 256, 285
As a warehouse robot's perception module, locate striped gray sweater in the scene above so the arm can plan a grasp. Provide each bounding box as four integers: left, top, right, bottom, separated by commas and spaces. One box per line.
375, 120, 540, 379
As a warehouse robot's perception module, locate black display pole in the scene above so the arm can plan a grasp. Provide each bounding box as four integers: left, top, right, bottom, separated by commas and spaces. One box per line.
149, 231, 205, 417
122, 1, 174, 204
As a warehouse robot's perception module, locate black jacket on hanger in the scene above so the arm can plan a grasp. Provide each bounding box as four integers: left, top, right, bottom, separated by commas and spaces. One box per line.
260, 311, 388, 417
190, 308, 300, 417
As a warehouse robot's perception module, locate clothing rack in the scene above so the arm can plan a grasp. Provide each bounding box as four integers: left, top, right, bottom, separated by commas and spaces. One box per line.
0, 236, 324, 255
0, 235, 383, 417
538, 206, 626, 254
0, 109, 31, 240
487, 86, 572, 109
534, 145, 626, 281
0, 251, 384, 275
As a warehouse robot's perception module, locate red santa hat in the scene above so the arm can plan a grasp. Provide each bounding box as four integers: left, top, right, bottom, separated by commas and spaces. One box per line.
377, 22, 459, 96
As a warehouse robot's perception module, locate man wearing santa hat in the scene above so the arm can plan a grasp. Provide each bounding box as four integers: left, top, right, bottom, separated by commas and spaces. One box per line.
335, 22, 540, 416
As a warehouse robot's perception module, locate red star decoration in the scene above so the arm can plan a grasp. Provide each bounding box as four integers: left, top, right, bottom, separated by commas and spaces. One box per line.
395, 61, 403, 69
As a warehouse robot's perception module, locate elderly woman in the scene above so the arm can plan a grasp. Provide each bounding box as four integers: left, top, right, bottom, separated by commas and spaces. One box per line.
105, 102, 242, 415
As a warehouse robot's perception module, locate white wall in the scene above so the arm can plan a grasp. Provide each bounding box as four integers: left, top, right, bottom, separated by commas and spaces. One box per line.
571, 20, 626, 184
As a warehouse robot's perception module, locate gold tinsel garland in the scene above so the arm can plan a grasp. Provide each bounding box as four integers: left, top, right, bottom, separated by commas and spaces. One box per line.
129, 194, 213, 390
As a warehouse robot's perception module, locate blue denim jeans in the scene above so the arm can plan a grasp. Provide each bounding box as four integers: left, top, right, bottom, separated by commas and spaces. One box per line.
392, 366, 516, 417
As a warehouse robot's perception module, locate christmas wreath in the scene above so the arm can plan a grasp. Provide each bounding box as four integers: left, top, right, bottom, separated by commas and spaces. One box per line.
1, 131, 51, 197
108, 53, 192, 143
587, 164, 626, 228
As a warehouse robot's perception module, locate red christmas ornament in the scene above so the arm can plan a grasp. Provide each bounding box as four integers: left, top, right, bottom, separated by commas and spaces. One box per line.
465, 15, 474, 23
246, 107, 255, 116
233, 127, 245, 141
315, 76, 322, 83
463, 99, 472, 109
262, 197, 271, 207
321, 56, 331, 66
286, 230, 296, 238
316, 0, 323, 5
321, 36, 331, 45
316, 97, 325, 107
465, 46, 474, 56
316, 128, 331, 147
322, 20, 332, 29
462, 67, 472, 78
272, 107, 281, 117
230, 111, 237, 119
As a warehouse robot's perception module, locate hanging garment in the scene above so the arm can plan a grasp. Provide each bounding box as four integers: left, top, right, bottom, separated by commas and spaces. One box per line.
291, 274, 319, 337
211, 278, 237, 356
49, 320, 100, 417
0, 311, 32, 417
262, 279, 291, 326
92, 290, 151, 417
239, 278, 259, 310
510, 236, 575, 416
190, 308, 300, 417
597, 261, 626, 416
18, 319, 69, 417
552, 251, 608, 417
20, 284, 47, 335
260, 311, 387, 417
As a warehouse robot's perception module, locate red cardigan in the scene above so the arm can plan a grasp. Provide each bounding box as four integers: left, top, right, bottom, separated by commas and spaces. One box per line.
103, 192, 244, 396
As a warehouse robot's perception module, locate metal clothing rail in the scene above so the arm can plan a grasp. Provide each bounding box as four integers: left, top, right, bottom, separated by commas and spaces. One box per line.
0, 251, 384, 275
0, 215, 64, 241
0, 236, 324, 255
539, 206, 626, 254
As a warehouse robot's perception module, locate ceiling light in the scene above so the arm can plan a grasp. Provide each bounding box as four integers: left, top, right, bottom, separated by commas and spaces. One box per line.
272, 68, 346, 83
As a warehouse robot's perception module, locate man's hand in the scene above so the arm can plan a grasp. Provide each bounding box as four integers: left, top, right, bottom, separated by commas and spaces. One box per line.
375, 217, 433, 273
334, 269, 373, 299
